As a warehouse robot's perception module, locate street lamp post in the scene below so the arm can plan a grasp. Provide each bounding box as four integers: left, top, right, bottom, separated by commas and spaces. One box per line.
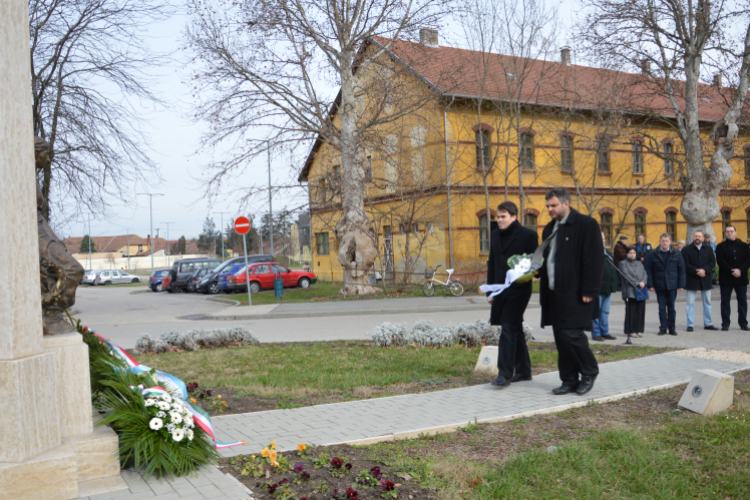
137, 192, 164, 275
267, 149, 274, 256
214, 212, 230, 260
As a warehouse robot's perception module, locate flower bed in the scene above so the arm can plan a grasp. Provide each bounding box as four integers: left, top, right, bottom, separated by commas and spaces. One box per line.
134, 327, 260, 354
226, 442, 433, 499
371, 320, 533, 348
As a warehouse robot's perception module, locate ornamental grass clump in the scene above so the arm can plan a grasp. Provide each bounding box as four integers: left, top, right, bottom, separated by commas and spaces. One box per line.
372, 319, 533, 348
134, 327, 260, 354
370, 322, 408, 347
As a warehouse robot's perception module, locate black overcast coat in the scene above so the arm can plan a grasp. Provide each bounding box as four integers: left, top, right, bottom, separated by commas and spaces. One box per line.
681, 243, 715, 291
487, 221, 539, 325
538, 209, 605, 331
715, 238, 750, 286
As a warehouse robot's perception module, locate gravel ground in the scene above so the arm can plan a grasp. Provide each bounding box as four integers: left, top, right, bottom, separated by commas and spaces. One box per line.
670, 347, 750, 363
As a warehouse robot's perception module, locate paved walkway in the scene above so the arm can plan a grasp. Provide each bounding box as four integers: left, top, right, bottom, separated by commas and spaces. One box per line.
76, 466, 252, 500
213, 352, 750, 457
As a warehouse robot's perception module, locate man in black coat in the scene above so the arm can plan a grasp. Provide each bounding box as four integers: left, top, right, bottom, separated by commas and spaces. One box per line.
681, 230, 717, 332
646, 234, 686, 335
486, 201, 539, 388
538, 188, 603, 396
715, 225, 750, 331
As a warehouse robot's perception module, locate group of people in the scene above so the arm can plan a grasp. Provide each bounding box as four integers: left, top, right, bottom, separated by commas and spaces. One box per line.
594, 226, 750, 338
484, 186, 750, 397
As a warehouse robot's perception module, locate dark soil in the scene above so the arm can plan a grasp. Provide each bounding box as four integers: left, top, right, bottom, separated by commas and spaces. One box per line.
223, 444, 433, 499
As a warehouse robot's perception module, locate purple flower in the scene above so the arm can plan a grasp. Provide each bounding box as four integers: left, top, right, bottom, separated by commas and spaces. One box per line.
293, 462, 305, 473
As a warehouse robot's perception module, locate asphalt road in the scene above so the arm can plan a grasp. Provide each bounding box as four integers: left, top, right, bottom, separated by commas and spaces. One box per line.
74, 285, 750, 352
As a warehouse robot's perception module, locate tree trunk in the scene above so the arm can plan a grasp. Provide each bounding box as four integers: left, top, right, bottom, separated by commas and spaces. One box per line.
335, 56, 379, 295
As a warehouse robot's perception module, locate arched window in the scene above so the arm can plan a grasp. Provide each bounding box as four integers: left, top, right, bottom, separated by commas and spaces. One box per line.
601, 213, 613, 246
523, 213, 537, 230
634, 211, 646, 237
666, 212, 677, 242
722, 209, 732, 233
479, 214, 490, 253
663, 142, 674, 174
560, 135, 574, 171
475, 130, 492, 171
519, 133, 535, 170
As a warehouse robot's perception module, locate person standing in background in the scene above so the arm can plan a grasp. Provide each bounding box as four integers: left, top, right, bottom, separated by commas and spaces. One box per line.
715, 225, 750, 331
592, 232, 618, 341
646, 234, 686, 336
682, 230, 717, 332
620, 246, 648, 339
636, 234, 652, 264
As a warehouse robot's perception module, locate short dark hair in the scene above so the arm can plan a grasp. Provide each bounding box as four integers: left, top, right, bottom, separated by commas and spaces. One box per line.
545, 187, 571, 204
496, 201, 518, 217
726, 225, 736, 232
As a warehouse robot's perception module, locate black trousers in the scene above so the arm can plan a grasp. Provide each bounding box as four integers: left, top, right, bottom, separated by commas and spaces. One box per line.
549, 294, 599, 384
720, 284, 748, 328
497, 323, 532, 379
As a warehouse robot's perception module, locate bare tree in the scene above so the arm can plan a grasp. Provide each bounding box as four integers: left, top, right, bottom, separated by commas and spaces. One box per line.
29, 0, 171, 222
577, 0, 750, 242
186, 0, 452, 294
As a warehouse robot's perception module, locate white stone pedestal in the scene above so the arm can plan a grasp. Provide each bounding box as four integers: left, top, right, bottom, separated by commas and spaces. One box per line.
473, 346, 499, 377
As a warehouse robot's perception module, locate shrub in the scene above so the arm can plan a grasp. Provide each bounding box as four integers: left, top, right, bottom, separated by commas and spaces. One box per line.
371, 320, 533, 348
133, 327, 260, 354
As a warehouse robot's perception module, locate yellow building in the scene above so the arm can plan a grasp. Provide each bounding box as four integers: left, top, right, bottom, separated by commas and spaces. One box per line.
299, 32, 750, 282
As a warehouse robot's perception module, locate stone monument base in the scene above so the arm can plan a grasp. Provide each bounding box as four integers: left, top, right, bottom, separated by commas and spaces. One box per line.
0, 335, 126, 500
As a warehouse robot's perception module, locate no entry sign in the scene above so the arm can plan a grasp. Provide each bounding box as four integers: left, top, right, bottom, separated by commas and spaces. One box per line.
234, 216, 251, 235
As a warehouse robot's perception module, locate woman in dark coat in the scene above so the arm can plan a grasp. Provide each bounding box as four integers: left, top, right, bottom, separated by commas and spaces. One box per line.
620, 246, 648, 338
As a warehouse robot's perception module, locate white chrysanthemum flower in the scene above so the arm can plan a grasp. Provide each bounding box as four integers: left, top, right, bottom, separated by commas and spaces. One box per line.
172, 429, 185, 442
144, 398, 156, 407
161, 394, 172, 403
157, 401, 170, 411
169, 411, 183, 424
166, 423, 175, 432
149, 418, 163, 430
184, 415, 194, 426
156, 411, 166, 418
187, 429, 194, 441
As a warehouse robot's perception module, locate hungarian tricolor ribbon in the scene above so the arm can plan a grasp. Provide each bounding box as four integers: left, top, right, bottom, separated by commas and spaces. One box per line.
91, 331, 245, 449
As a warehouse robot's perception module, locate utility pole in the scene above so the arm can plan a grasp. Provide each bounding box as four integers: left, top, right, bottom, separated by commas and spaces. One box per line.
268, 148, 274, 256
160, 222, 174, 267
126, 229, 131, 271
87, 214, 92, 270
137, 192, 164, 275
214, 212, 230, 260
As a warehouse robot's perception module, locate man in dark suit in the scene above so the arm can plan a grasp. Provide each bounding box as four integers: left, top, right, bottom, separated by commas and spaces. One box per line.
715, 225, 750, 331
486, 201, 539, 388
646, 234, 686, 335
538, 188, 603, 396
681, 229, 717, 332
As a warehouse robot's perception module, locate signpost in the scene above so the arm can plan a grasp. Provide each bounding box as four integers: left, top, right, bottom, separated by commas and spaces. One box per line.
234, 216, 252, 306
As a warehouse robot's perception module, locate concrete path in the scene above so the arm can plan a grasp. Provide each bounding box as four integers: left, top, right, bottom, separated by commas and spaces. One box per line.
76, 465, 253, 500
212, 352, 750, 458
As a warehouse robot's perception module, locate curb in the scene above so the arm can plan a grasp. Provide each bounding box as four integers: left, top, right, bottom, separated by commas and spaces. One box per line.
198, 303, 492, 320
206, 296, 241, 307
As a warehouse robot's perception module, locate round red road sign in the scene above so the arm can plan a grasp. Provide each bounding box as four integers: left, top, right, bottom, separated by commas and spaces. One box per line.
234, 216, 251, 235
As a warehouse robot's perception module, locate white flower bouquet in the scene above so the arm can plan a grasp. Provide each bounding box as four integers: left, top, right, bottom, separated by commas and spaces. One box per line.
145, 393, 195, 443
507, 253, 537, 284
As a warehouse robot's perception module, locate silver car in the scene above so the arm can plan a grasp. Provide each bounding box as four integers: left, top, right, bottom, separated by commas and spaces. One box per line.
95, 270, 141, 285
82, 270, 103, 285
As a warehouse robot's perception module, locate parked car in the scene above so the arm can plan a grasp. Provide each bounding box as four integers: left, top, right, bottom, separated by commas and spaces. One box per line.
166, 258, 220, 293
195, 254, 274, 295
227, 262, 316, 294
186, 268, 212, 293
218, 264, 245, 293
80, 270, 91, 284
82, 270, 102, 285
95, 270, 141, 285
149, 268, 171, 292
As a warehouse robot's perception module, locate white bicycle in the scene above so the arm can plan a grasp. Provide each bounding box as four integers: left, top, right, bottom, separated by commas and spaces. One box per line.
422, 265, 465, 297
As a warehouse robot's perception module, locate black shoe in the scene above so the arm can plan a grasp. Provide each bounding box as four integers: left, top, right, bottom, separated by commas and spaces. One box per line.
704, 325, 718, 331
592, 336, 605, 342
669, 330, 678, 336
576, 375, 597, 395
742, 326, 750, 331
686, 327, 694, 332
552, 382, 579, 395
658, 330, 667, 336
602, 335, 617, 340
491, 375, 511, 389
510, 374, 532, 382
722, 327, 730, 331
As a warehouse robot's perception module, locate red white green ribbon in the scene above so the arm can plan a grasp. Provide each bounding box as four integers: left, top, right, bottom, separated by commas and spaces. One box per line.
88, 329, 246, 449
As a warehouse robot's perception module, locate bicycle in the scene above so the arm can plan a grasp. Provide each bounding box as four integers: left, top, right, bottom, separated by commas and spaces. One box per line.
422, 265, 464, 297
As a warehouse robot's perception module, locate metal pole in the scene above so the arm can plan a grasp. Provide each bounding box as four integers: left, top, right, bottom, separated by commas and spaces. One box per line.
87, 214, 92, 270
138, 193, 164, 276
126, 230, 130, 271
443, 96, 455, 269
215, 212, 230, 260
243, 231, 252, 306
160, 222, 174, 267
268, 148, 274, 256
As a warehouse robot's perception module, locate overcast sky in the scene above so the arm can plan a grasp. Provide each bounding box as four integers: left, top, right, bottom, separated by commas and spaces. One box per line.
57, 0, 579, 242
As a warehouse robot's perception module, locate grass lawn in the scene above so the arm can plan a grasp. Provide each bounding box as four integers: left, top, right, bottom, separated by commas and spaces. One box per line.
133, 341, 670, 413
359, 370, 750, 500
231, 281, 428, 305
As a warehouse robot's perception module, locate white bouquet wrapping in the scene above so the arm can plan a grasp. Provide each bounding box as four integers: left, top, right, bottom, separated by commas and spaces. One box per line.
479, 253, 538, 302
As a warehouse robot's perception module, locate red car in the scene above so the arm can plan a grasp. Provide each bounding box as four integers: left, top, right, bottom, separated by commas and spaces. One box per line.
227, 262, 317, 294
